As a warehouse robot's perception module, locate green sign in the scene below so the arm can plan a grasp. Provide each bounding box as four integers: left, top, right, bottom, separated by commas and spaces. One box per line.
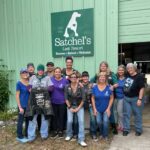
51, 8, 94, 57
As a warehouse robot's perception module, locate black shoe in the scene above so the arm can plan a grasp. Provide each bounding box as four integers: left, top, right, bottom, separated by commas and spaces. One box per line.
112, 128, 118, 135
58, 132, 64, 139
123, 131, 129, 136
111, 123, 118, 135
135, 132, 141, 136
50, 131, 58, 139
70, 135, 77, 141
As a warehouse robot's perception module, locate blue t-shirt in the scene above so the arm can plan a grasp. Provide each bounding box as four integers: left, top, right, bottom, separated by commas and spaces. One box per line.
16, 81, 30, 108
115, 78, 125, 99
92, 85, 112, 113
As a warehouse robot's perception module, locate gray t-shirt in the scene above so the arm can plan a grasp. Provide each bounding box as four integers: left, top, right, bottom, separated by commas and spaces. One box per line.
29, 75, 53, 88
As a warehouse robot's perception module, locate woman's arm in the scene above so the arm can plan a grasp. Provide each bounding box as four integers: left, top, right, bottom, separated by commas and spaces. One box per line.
16, 91, 24, 113
91, 95, 97, 116
137, 87, 145, 106
66, 99, 75, 113
65, 99, 71, 108
105, 94, 114, 117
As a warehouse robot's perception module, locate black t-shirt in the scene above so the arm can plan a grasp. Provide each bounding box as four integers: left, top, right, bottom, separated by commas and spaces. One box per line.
124, 73, 145, 97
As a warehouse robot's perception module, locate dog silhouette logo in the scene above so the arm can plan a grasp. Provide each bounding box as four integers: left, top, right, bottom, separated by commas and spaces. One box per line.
64, 12, 81, 38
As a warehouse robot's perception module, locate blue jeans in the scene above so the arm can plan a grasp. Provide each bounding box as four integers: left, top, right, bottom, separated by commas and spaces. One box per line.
109, 99, 117, 124
28, 114, 49, 140
66, 107, 85, 143
89, 105, 97, 136
96, 111, 109, 138
116, 98, 124, 128
17, 108, 29, 138
123, 96, 144, 133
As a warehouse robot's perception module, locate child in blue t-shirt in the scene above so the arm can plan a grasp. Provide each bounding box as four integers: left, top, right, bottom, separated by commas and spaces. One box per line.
91, 72, 114, 140
16, 68, 30, 143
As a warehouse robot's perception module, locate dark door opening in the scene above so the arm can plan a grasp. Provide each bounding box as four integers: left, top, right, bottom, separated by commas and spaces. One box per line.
118, 42, 150, 74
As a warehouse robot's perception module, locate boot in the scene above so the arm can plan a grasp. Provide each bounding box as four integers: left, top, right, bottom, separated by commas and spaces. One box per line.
111, 123, 118, 135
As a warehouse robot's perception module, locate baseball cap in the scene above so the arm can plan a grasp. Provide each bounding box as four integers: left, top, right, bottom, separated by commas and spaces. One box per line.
20, 68, 28, 74
46, 62, 54, 66
37, 64, 45, 71
82, 71, 89, 77
27, 63, 34, 68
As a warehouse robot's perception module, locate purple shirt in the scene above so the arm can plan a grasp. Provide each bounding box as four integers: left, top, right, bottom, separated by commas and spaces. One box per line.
51, 77, 69, 104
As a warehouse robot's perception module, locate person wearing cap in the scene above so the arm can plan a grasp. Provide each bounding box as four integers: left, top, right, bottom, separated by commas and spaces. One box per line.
81, 71, 97, 141
27, 63, 35, 78
45, 61, 54, 133
27, 64, 54, 142
16, 68, 30, 143
27, 62, 41, 132
45, 62, 55, 77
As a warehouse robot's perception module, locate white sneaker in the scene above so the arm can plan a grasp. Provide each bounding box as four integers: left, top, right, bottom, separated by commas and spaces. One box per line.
79, 141, 87, 147
65, 136, 71, 141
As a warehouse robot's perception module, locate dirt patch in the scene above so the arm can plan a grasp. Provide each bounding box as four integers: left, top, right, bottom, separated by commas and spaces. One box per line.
0, 125, 111, 150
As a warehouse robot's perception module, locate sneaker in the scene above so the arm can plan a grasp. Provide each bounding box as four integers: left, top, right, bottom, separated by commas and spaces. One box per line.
16, 137, 29, 143
123, 131, 129, 136
135, 132, 142, 136
92, 135, 98, 142
58, 132, 64, 139
79, 141, 87, 147
65, 136, 71, 141
50, 131, 58, 139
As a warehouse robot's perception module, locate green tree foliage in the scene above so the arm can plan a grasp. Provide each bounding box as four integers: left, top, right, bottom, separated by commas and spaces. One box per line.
0, 65, 10, 111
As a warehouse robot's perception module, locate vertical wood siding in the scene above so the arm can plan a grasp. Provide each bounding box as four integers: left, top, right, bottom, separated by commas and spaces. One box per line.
119, 0, 150, 43
0, 0, 118, 107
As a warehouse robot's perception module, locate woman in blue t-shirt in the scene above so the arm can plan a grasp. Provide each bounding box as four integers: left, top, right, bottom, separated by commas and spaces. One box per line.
92, 72, 114, 140
16, 68, 30, 143
115, 65, 126, 131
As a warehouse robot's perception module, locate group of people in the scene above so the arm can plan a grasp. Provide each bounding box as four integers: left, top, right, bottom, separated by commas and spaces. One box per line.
16, 56, 145, 147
